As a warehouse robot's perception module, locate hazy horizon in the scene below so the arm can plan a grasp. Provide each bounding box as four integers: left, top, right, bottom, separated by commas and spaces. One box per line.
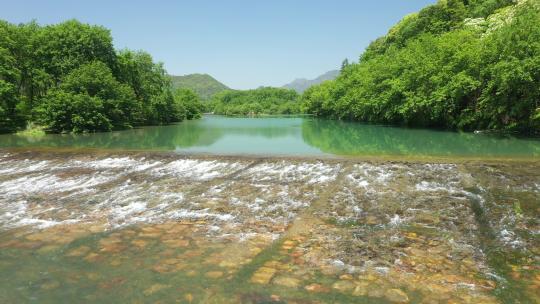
1, 0, 435, 89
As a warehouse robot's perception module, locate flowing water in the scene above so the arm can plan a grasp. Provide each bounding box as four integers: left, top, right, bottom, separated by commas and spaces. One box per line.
0, 117, 539, 303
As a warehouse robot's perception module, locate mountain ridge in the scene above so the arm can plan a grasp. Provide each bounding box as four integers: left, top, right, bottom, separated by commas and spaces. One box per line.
169, 73, 229, 100
282, 70, 339, 93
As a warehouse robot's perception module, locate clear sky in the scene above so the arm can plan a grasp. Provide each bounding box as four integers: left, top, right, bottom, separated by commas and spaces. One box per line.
0, 0, 435, 89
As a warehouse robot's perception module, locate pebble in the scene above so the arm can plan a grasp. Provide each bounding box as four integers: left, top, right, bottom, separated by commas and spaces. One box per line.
205, 271, 224, 279
66, 246, 91, 257
162, 239, 190, 248
41, 281, 60, 290
385, 288, 409, 303
332, 280, 356, 293
143, 284, 169, 296
251, 267, 277, 284
272, 276, 301, 288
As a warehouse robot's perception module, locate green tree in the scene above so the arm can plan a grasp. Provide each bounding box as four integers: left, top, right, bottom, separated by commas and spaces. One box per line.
341, 59, 349, 71
210, 87, 301, 116
59, 61, 139, 129
302, 0, 540, 134
35, 20, 118, 83
174, 88, 203, 120
35, 90, 112, 133
117, 50, 178, 124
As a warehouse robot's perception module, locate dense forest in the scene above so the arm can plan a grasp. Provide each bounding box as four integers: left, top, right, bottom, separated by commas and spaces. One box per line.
0, 20, 202, 134
302, 0, 540, 134
209, 87, 301, 115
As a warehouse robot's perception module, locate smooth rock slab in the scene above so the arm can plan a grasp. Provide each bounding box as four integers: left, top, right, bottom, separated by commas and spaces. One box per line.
251, 267, 277, 284
385, 288, 409, 303
273, 276, 301, 288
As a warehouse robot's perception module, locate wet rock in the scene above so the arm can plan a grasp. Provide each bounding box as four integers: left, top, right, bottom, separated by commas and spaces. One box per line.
66, 245, 91, 257
98, 277, 126, 289
205, 271, 224, 279
110, 259, 122, 266
332, 280, 356, 293
352, 283, 368, 297
281, 240, 296, 250
250, 267, 277, 284
150, 264, 168, 273
143, 284, 170, 296
131, 239, 148, 248
99, 243, 125, 253
367, 287, 385, 298
55, 234, 78, 245
385, 288, 409, 303
272, 276, 301, 288
139, 232, 162, 238
37, 244, 61, 254
162, 258, 182, 265
304, 283, 330, 293
83, 252, 101, 263
339, 274, 354, 280
416, 213, 440, 225
41, 281, 60, 290
366, 216, 379, 225
162, 239, 189, 248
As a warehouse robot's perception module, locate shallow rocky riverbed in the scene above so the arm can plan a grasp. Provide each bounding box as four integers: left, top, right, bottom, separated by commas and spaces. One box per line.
0, 151, 538, 303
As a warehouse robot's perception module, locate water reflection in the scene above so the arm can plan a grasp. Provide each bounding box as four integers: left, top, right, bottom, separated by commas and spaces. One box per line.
0, 115, 539, 158
301, 119, 540, 157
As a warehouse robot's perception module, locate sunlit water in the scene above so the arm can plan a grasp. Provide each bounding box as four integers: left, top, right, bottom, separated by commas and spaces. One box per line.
0, 115, 539, 159
0, 117, 539, 303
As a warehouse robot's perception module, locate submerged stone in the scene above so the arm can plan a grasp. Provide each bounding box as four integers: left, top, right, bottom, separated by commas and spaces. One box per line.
143, 284, 170, 296
332, 280, 356, 293
66, 245, 91, 257
304, 283, 330, 293
272, 276, 301, 288
41, 281, 60, 290
205, 271, 224, 279
131, 239, 148, 248
384, 288, 409, 303
162, 239, 190, 248
251, 267, 277, 284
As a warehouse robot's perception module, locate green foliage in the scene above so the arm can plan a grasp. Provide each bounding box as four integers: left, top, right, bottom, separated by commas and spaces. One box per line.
0, 19, 202, 133
116, 50, 182, 125
303, 0, 540, 134
35, 90, 112, 133
57, 61, 140, 129
174, 88, 204, 119
363, 0, 515, 59
34, 20, 118, 82
169, 74, 229, 100
211, 87, 301, 116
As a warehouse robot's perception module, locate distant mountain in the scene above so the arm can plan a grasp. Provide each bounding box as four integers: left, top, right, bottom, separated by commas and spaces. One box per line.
169, 74, 229, 100
282, 70, 340, 93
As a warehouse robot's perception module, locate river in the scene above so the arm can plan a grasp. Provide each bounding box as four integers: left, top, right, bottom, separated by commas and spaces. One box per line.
0, 117, 538, 303
0, 115, 539, 159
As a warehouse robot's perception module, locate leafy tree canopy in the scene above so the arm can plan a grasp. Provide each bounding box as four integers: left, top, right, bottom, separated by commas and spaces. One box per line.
210, 87, 301, 116
303, 0, 540, 134
0, 19, 202, 133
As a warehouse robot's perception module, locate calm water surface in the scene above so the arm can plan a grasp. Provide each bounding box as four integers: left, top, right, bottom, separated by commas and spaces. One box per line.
1, 115, 539, 158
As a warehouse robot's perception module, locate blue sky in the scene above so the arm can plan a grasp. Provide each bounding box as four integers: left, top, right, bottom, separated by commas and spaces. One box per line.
0, 0, 435, 89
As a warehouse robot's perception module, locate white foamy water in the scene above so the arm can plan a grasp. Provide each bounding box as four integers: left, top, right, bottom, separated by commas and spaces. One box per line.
0, 159, 51, 175
242, 161, 341, 184
151, 159, 247, 180
72, 157, 163, 172
0, 173, 115, 196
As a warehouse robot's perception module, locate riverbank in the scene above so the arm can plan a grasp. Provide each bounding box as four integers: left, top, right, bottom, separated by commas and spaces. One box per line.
0, 150, 538, 303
